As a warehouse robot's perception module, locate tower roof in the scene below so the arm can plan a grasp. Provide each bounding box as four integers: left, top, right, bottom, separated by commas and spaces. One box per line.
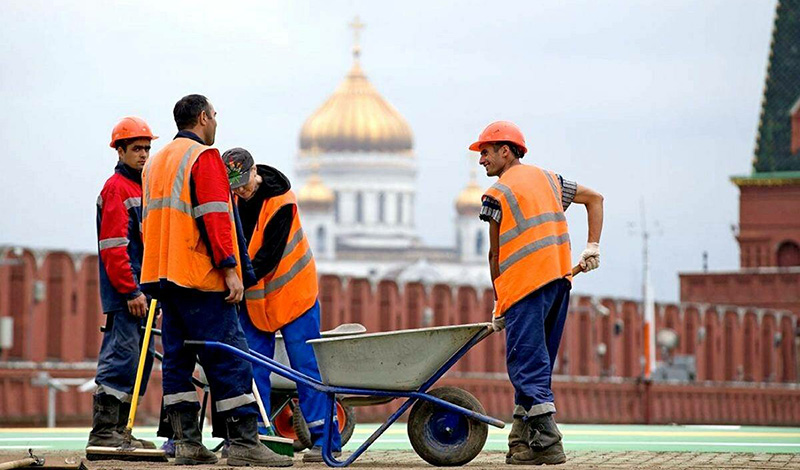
753, 0, 800, 172
298, 17, 413, 154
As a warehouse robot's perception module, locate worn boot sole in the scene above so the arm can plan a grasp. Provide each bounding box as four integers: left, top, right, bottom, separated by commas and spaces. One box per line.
226, 456, 293, 467
506, 444, 530, 464
303, 451, 341, 463
174, 455, 219, 465
509, 450, 567, 465
174, 445, 219, 466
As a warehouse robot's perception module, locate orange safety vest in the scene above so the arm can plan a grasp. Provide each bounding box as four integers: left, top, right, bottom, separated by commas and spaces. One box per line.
140, 137, 242, 292
484, 164, 572, 316
243, 191, 318, 332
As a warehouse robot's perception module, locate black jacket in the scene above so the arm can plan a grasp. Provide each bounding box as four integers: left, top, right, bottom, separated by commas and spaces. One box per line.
236, 164, 294, 281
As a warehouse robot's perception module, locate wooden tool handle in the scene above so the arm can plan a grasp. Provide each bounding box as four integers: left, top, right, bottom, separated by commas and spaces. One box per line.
126, 298, 158, 433
0, 458, 37, 470
572, 265, 583, 277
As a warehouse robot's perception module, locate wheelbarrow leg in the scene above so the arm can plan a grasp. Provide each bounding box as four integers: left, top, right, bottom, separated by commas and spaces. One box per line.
322, 392, 423, 467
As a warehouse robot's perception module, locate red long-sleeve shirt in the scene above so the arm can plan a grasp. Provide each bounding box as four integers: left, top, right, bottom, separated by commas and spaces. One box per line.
191, 149, 237, 268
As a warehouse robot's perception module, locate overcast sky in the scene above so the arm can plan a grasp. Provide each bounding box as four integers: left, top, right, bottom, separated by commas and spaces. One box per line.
0, 0, 777, 302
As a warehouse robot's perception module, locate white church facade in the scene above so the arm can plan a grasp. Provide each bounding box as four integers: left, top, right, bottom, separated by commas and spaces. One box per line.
293, 20, 490, 288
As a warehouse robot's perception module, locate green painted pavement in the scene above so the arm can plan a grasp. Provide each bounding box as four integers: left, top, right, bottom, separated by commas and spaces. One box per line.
1, 424, 799, 454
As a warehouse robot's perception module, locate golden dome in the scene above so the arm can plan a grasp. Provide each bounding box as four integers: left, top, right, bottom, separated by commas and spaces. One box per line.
298, 174, 334, 207
456, 169, 485, 215
299, 46, 413, 153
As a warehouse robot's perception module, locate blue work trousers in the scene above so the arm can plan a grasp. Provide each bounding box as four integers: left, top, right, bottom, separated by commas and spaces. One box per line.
160, 286, 257, 418
505, 279, 571, 418
95, 307, 155, 402
240, 300, 341, 450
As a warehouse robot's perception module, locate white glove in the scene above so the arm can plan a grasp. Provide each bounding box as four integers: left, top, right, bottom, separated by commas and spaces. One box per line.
579, 242, 600, 272
491, 315, 506, 332
490, 301, 505, 331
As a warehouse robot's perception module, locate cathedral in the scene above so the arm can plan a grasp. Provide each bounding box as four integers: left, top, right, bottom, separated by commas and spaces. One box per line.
292, 19, 491, 288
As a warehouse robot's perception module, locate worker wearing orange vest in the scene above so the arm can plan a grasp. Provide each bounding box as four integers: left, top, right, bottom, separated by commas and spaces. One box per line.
222, 148, 341, 463
471, 121, 604, 465
141, 95, 290, 467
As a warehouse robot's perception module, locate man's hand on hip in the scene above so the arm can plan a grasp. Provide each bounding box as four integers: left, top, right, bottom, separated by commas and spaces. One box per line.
127, 292, 148, 318
224, 267, 244, 303
579, 242, 600, 272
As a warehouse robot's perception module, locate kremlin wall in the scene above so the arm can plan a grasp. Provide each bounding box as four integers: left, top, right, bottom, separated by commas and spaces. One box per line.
0, 247, 798, 427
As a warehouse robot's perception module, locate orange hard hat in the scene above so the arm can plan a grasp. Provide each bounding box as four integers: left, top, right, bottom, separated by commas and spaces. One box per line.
469, 121, 527, 156
109, 116, 158, 148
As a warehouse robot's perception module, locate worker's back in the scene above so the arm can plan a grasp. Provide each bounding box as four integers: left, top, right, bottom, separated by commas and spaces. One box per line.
141, 137, 238, 292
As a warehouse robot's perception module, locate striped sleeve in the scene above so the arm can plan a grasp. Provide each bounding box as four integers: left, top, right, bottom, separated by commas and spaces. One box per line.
479, 196, 502, 223
558, 175, 577, 211
191, 150, 237, 268
97, 187, 140, 296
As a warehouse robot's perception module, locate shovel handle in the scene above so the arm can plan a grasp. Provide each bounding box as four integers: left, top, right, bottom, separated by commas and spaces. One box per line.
572, 265, 583, 277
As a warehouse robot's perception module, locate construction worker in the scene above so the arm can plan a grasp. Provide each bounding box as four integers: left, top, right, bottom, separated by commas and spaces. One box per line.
90, 117, 158, 450
471, 121, 603, 465
140, 94, 291, 467
221, 148, 342, 463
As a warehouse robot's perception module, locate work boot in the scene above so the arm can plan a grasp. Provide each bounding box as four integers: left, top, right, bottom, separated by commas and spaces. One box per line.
505, 416, 529, 464
169, 409, 218, 465
303, 446, 342, 463
86, 394, 142, 448
225, 415, 292, 467
509, 413, 567, 465
118, 401, 156, 449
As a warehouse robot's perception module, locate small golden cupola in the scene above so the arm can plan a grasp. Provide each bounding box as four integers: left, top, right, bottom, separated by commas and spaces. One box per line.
456, 167, 485, 216
298, 17, 413, 154
297, 147, 335, 210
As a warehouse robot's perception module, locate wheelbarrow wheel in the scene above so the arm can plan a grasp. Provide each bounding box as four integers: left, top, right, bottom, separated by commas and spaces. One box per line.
292, 398, 356, 449
407, 387, 488, 467
272, 398, 308, 451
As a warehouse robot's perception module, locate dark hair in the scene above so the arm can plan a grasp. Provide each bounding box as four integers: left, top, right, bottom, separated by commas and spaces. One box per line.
115, 137, 136, 152
173, 94, 210, 130
493, 141, 525, 159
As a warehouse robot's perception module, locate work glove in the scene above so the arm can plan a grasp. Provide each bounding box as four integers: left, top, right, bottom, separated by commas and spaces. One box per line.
491, 315, 506, 332
579, 242, 600, 272
490, 301, 506, 332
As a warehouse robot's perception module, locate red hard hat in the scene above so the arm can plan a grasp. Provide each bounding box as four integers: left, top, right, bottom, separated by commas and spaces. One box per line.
469, 121, 527, 155
109, 116, 158, 148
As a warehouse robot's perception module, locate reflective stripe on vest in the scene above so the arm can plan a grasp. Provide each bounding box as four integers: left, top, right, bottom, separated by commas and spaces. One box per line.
243, 190, 318, 332
140, 138, 242, 291
484, 165, 572, 316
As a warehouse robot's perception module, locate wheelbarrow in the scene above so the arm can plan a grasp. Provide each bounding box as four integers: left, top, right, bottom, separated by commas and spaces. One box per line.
269, 324, 367, 451
187, 322, 504, 467
123, 323, 363, 450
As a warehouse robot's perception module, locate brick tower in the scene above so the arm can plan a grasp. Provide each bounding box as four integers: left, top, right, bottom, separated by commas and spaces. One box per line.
680, 0, 800, 315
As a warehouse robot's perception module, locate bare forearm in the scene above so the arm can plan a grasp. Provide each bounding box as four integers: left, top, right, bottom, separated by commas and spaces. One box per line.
489, 254, 500, 283
573, 184, 604, 244
586, 197, 603, 243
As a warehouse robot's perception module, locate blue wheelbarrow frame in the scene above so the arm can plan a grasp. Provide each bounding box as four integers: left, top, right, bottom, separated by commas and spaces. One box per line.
186, 325, 504, 467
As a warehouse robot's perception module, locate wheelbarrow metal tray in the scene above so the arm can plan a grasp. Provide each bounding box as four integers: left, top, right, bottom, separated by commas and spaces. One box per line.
308, 323, 490, 391
271, 323, 367, 390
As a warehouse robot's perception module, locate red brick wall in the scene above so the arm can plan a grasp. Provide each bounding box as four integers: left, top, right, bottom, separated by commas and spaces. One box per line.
737, 183, 800, 268
1, 246, 798, 426
681, 270, 800, 316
